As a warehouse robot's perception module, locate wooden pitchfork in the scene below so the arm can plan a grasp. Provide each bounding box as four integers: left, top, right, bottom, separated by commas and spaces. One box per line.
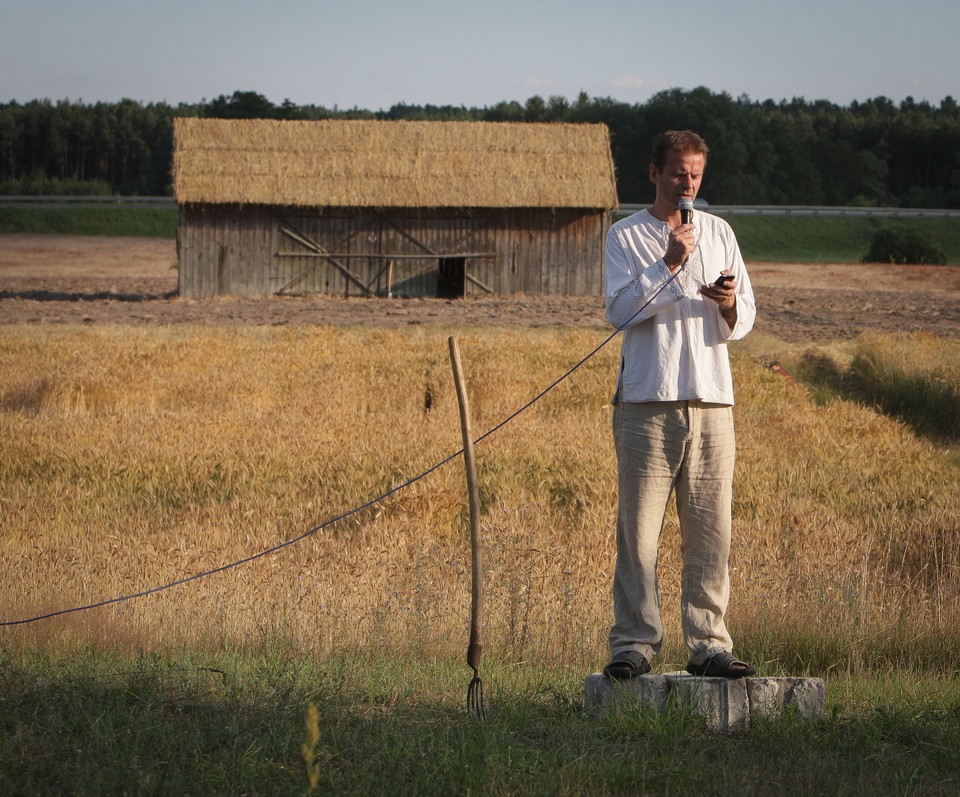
448, 336, 485, 719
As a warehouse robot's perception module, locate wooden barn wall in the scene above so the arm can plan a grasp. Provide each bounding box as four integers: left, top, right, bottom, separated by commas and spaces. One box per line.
178, 204, 277, 298
178, 205, 609, 299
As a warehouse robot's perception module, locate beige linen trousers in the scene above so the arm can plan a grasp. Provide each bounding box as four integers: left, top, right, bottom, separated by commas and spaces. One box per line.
609, 398, 736, 666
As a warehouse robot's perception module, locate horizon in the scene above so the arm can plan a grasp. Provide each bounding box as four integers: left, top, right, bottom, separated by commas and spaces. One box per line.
3, 87, 957, 113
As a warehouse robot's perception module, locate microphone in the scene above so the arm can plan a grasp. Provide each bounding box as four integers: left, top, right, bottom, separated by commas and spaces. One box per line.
679, 198, 694, 225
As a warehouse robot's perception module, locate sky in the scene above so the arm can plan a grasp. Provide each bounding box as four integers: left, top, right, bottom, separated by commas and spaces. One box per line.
2, 0, 957, 111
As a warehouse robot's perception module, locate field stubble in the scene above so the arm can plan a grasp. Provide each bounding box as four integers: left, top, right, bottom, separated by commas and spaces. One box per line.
1, 317, 958, 675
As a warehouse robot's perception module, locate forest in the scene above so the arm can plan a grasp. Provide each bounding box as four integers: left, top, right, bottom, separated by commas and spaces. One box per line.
1, 87, 958, 207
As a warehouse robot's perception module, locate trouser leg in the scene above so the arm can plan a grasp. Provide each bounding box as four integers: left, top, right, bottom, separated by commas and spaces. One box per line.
608, 400, 682, 663
676, 401, 735, 663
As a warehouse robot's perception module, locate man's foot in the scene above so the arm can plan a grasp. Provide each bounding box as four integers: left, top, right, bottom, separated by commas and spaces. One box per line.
603, 651, 651, 680
686, 651, 756, 678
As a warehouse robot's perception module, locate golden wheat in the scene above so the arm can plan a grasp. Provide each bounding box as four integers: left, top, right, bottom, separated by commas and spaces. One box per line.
1, 324, 958, 670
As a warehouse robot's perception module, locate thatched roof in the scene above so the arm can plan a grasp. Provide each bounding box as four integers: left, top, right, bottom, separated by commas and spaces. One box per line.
172, 118, 618, 210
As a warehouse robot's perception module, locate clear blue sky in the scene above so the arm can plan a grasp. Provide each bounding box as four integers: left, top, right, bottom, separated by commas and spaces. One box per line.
2, 0, 957, 110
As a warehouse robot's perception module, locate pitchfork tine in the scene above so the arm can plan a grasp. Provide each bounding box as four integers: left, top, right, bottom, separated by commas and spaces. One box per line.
467, 670, 485, 720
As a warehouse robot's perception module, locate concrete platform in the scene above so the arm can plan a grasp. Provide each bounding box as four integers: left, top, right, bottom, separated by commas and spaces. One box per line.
584, 671, 825, 733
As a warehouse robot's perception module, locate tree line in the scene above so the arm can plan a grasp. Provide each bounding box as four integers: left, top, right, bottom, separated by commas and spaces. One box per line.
1, 88, 958, 207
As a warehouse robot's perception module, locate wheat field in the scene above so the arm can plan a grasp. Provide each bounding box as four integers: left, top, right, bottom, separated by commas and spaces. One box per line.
1, 324, 958, 673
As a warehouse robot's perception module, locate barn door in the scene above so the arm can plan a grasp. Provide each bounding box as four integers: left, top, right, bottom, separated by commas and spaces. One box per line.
273, 210, 496, 297
379, 213, 496, 297
437, 257, 466, 298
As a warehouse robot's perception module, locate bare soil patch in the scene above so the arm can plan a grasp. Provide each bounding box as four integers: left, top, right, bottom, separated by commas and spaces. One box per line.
1, 235, 958, 342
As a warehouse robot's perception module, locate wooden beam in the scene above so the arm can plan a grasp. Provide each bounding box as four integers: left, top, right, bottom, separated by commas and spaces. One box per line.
379, 215, 439, 255
465, 272, 494, 294
277, 225, 373, 295
274, 252, 496, 260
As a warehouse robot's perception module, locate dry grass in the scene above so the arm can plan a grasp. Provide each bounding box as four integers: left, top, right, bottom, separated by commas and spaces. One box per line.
1, 324, 958, 673
172, 118, 618, 209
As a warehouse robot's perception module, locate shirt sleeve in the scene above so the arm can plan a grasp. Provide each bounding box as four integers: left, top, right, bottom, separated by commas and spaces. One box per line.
605, 223, 687, 331
712, 223, 756, 342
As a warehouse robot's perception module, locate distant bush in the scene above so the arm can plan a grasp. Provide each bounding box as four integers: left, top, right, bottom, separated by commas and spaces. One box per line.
863, 225, 947, 265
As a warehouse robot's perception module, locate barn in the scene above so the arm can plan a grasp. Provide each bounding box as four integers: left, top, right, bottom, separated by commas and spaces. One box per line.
172, 118, 618, 299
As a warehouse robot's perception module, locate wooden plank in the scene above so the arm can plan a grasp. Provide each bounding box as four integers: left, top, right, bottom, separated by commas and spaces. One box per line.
278, 224, 373, 296
274, 252, 495, 260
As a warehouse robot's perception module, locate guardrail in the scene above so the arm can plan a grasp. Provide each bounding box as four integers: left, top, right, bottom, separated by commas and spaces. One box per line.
617, 204, 960, 218
0, 195, 175, 205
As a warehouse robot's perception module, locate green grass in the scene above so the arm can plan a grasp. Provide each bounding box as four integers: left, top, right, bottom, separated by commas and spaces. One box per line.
0, 205, 177, 238
726, 215, 960, 264
3, 644, 960, 796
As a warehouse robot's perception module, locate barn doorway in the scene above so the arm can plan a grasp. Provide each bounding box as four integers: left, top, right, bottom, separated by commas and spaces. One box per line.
437, 257, 466, 298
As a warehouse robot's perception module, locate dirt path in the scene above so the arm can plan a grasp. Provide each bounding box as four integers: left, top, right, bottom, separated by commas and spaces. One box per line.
1, 235, 958, 342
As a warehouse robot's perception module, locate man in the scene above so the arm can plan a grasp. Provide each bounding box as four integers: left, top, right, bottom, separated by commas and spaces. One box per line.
603, 129, 757, 679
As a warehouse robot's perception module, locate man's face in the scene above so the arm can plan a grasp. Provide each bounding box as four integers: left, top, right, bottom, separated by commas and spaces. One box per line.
649, 149, 705, 209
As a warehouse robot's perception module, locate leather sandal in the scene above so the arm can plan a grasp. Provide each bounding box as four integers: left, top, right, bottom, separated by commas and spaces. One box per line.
686, 651, 756, 678
603, 651, 651, 680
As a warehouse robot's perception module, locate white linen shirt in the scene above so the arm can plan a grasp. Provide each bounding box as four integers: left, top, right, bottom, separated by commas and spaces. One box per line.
605, 208, 756, 405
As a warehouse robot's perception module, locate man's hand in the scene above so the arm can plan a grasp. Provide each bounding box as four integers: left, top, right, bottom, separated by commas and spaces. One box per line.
664, 222, 696, 271
700, 273, 738, 328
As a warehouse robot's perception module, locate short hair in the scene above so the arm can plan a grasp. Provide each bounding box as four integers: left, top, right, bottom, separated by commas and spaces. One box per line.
650, 130, 709, 170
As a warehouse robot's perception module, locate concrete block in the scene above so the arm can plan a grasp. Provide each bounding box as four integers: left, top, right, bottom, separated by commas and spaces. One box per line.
663, 672, 750, 733
747, 677, 826, 720
584, 672, 826, 733
584, 672, 669, 715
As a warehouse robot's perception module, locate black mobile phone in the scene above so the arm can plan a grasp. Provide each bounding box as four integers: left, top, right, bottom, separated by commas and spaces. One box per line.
714, 274, 734, 287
